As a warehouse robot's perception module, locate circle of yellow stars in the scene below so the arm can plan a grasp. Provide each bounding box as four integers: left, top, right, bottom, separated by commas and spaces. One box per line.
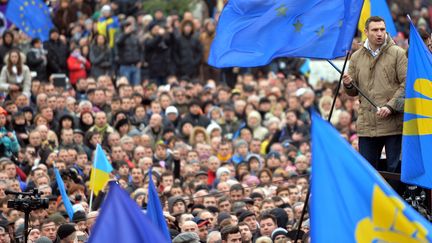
17, 0, 51, 36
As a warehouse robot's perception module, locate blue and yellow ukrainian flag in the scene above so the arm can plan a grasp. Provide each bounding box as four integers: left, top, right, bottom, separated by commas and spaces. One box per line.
97, 16, 120, 48
208, 0, 363, 68
358, 0, 397, 40
311, 111, 432, 242
5, 0, 53, 41
401, 20, 432, 189
89, 144, 113, 196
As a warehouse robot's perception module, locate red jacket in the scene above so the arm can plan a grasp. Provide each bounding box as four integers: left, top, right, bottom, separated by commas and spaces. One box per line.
67, 56, 91, 85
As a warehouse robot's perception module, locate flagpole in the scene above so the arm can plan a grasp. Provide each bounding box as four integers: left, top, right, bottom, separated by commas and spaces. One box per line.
327, 53, 351, 121
326, 60, 379, 109
293, 54, 350, 243
89, 168, 96, 212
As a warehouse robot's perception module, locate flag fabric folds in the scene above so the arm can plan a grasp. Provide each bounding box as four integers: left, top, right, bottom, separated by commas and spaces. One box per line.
401, 20, 432, 189
310, 111, 432, 242
5, 0, 54, 41
146, 168, 171, 241
54, 167, 74, 220
88, 182, 168, 243
358, 0, 397, 40
89, 144, 113, 196
208, 0, 363, 68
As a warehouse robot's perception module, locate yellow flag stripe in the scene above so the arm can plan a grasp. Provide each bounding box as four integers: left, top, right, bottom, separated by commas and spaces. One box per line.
404, 98, 432, 118
89, 168, 110, 196
403, 118, 432, 135
413, 78, 432, 99
358, 0, 371, 41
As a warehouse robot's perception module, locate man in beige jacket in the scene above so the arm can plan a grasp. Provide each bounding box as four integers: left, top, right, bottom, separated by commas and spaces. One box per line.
342, 16, 407, 173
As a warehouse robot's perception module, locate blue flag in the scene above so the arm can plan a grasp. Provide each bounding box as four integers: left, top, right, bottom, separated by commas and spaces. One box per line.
88, 182, 168, 243
146, 168, 171, 241
5, 0, 54, 41
311, 111, 432, 242
401, 20, 432, 189
208, 0, 363, 68
54, 168, 74, 220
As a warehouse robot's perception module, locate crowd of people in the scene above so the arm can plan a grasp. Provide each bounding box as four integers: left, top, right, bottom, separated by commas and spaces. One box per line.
0, 0, 430, 242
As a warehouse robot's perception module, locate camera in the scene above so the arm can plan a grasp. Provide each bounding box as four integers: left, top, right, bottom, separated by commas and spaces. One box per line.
7, 189, 49, 212
61, 168, 82, 184
403, 186, 431, 221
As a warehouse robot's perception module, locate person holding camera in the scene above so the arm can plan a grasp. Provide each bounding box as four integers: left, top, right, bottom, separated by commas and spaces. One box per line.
67, 46, 91, 87
0, 49, 31, 100
115, 17, 144, 86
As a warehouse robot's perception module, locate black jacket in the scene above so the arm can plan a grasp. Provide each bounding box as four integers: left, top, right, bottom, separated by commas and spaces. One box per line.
174, 33, 202, 79
115, 31, 143, 65
89, 44, 112, 78
144, 33, 175, 78
44, 39, 69, 76
26, 48, 48, 81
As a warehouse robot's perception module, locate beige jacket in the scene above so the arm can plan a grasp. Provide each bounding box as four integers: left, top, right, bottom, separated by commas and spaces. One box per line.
345, 35, 407, 137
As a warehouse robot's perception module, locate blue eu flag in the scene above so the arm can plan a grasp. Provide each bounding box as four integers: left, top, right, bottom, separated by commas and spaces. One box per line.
54, 168, 74, 220
208, 0, 363, 68
401, 20, 432, 189
6, 0, 54, 41
311, 111, 432, 242
146, 168, 171, 242
88, 182, 168, 243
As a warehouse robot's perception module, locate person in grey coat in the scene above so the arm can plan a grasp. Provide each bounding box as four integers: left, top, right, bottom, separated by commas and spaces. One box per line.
89, 34, 112, 78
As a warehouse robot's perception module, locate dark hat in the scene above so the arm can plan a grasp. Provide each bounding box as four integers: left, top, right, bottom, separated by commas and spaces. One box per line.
31, 38, 41, 46
35, 236, 52, 243
259, 97, 271, 104
217, 212, 231, 224
193, 217, 210, 228
222, 104, 235, 111
21, 106, 34, 114
73, 129, 85, 135
147, 20, 159, 32
72, 210, 87, 222
114, 118, 129, 131
250, 192, 264, 199
195, 171, 208, 177
266, 151, 281, 160
49, 28, 59, 35
57, 223, 76, 240
238, 210, 255, 222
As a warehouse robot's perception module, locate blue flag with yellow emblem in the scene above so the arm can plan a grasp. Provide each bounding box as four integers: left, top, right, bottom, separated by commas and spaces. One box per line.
208, 0, 363, 68
6, 0, 53, 41
311, 111, 432, 242
401, 20, 432, 189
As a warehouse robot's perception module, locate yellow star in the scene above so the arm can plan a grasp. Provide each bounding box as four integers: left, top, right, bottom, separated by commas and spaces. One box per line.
276, 4, 288, 17
25, 27, 29, 32
24, 1, 29, 6
315, 26, 325, 37
19, 6, 24, 11
293, 19, 303, 33
32, 1, 36, 5
21, 21, 26, 26
20, 14, 24, 18
338, 20, 343, 28
37, 29, 42, 33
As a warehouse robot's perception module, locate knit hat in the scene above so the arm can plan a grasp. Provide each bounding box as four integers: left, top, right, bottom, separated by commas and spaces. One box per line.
101, 4, 111, 13
216, 167, 230, 179
57, 223, 76, 240
217, 212, 232, 224
270, 208, 288, 228
172, 232, 200, 243
72, 210, 87, 223
35, 236, 52, 243
168, 196, 186, 214
234, 139, 248, 149
271, 228, 289, 241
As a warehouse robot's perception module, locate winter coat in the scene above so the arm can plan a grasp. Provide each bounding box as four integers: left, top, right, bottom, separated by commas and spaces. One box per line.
67, 55, 91, 85
345, 34, 407, 137
89, 44, 112, 78
174, 33, 203, 79
0, 64, 32, 98
26, 48, 48, 81
115, 31, 143, 65
44, 39, 69, 76
144, 33, 175, 78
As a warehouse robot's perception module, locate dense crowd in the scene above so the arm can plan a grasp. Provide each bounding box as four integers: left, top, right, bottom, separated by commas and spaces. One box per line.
0, 0, 430, 242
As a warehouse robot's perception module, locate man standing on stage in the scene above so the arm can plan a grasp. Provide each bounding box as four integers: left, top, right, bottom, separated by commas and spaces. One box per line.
342, 16, 407, 173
